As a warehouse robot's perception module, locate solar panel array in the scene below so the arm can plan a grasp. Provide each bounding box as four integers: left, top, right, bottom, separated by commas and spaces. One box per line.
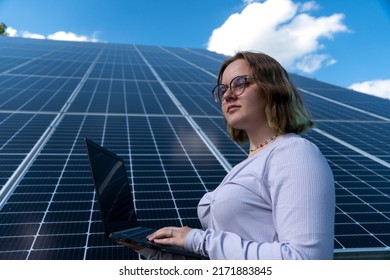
0, 37, 389, 260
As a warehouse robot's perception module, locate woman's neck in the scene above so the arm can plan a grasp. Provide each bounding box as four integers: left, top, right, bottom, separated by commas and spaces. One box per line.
247, 127, 281, 156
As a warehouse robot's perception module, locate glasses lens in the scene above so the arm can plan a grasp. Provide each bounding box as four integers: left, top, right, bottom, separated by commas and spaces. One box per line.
231, 76, 247, 96
212, 76, 251, 102
212, 84, 227, 102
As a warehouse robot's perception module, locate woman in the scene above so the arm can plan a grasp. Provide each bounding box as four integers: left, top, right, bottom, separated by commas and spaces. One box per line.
130, 51, 335, 260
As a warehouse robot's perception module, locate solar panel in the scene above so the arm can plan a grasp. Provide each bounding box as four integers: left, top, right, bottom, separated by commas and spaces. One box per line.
0, 36, 389, 260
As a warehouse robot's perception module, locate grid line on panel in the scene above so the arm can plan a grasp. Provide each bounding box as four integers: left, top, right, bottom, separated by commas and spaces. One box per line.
193, 116, 247, 167
0, 44, 106, 207
8, 59, 91, 78
25, 115, 97, 259
304, 130, 390, 251
124, 114, 225, 231
313, 128, 390, 169
160, 46, 217, 79
169, 47, 225, 67
134, 45, 232, 172
302, 95, 379, 121
0, 57, 29, 73
165, 82, 219, 116
17, 115, 107, 259
293, 75, 390, 120
137, 116, 182, 223
0, 113, 56, 202
165, 118, 209, 193
317, 122, 390, 161
0, 75, 82, 112
1, 44, 66, 76
331, 159, 390, 250
300, 88, 390, 122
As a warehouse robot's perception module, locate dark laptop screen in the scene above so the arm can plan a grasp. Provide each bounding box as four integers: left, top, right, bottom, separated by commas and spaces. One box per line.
85, 139, 138, 235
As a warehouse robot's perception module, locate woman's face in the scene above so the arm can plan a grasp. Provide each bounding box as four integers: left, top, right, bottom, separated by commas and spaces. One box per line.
221, 59, 267, 133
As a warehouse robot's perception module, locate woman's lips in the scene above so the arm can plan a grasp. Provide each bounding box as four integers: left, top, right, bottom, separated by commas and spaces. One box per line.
227, 105, 240, 113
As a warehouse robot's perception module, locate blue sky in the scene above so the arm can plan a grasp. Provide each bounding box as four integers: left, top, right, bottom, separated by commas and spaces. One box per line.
1, 0, 390, 99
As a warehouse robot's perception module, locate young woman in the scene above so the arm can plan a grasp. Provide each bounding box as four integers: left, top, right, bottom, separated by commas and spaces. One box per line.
129, 51, 335, 260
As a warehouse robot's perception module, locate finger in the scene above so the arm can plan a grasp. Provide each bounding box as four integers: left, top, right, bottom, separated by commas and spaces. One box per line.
152, 237, 175, 245
147, 227, 174, 241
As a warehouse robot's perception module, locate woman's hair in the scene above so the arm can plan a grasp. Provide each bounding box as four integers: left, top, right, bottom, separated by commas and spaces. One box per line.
217, 51, 314, 143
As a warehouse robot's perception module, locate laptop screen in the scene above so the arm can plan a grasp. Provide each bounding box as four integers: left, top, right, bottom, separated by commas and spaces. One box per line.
85, 138, 138, 236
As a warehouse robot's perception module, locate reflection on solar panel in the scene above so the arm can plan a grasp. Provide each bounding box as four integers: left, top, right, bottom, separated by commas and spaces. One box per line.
1, 37, 389, 260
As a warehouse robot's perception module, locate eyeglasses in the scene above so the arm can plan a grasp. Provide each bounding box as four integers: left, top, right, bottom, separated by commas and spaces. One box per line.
211, 75, 255, 103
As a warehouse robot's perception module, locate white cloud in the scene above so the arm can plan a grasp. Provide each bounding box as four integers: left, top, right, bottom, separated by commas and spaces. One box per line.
295, 53, 328, 73
5, 27, 17, 37
47, 31, 98, 42
349, 80, 390, 100
20, 31, 45, 40
299, 1, 319, 12
207, 0, 349, 74
243, 0, 258, 5
5, 26, 98, 42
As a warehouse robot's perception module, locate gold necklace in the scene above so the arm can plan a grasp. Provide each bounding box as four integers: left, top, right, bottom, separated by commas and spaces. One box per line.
249, 133, 280, 153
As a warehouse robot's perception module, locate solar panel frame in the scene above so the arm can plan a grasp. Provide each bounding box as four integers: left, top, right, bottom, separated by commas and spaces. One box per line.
0, 36, 389, 260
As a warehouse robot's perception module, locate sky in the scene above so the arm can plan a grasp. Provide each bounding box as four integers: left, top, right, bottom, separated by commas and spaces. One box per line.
1, 0, 390, 99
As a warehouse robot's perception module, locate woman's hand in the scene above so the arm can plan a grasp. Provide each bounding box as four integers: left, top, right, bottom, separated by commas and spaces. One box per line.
147, 226, 192, 248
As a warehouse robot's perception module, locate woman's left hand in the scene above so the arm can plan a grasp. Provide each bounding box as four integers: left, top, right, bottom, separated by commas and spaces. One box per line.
147, 226, 192, 248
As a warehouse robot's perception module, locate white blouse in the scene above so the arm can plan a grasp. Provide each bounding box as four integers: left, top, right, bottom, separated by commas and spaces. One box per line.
184, 133, 335, 259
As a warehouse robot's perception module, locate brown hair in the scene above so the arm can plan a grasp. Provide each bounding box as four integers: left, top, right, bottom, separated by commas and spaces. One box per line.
217, 51, 314, 143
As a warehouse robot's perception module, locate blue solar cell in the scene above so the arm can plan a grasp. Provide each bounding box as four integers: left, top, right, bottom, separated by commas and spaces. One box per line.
336, 235, 385, 248
39, 221, 88, 236
0, 224, 40, 236
292, 74, 390, 119
0, 237, 35, 251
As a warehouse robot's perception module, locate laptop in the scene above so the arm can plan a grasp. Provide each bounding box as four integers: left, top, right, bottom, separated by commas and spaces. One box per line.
84, 138, 207, 259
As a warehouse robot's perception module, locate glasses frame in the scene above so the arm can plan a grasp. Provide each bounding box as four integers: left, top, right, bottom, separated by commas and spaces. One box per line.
211, 75, 255, 103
